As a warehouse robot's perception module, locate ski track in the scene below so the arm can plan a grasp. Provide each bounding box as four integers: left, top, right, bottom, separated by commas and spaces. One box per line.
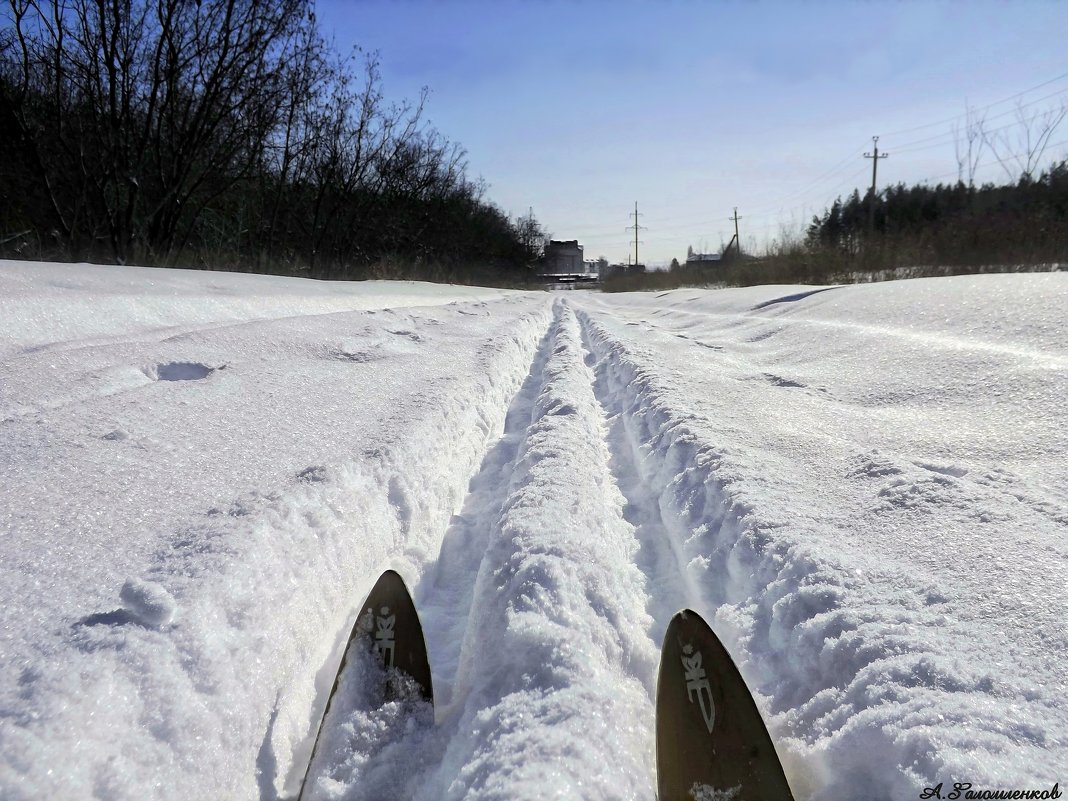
313, 297, 870, 800
315, 301, 667, 800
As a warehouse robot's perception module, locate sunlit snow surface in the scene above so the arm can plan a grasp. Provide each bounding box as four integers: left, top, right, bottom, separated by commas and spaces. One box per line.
1, 261, 1065, 800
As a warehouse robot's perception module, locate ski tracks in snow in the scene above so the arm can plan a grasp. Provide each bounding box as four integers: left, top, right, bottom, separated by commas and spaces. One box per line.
343, 300, 770, 801
323, 302, 664, 800
424, 303, 661, 801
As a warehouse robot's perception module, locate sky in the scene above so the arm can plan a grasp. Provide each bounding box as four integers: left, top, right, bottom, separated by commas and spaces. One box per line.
315, 0, 1068, 266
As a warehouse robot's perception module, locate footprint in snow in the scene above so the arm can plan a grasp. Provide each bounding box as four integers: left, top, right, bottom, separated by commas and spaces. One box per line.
298, 465, 328, 483
145, 361, 219, 381
761, 373, 806, 389
387, 329, 424, 343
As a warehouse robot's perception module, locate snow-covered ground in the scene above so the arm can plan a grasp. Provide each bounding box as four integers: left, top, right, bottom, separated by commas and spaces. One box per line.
1, 261, 1065, 800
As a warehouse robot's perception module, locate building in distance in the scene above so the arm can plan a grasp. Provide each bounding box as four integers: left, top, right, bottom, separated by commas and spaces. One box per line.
543, 240, 585, 274
537, 240, 600, 286
686, 251, 722, 266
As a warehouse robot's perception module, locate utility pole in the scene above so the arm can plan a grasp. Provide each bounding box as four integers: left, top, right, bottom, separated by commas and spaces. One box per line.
626, 202, 644, 268
863, 136, 889, 235
728, 207, 743, 256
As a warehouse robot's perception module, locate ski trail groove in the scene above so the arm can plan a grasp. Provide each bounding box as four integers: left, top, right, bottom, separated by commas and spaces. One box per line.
575, 305, 816, 789
411, 302, 659, 801
577, 310, 693, 645
576, 308, 749, 614
416, 313, 559, 715
286, 301, 558, 799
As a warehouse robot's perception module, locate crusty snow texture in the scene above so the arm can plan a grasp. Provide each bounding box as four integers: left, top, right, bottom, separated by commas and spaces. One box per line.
1, 262, 1065, 800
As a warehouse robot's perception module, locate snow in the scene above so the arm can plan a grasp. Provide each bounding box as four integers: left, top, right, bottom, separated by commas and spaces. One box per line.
1, 261, 1065, 800
119, 578, 178, 627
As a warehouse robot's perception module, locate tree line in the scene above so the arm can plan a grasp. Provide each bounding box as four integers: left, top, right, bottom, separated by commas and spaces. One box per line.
0, 0, 546, 282
606, 158, 1067, 293
806, 159, 1068, 268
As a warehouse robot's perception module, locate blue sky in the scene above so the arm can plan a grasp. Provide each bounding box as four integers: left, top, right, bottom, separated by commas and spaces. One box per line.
316, 0, 1068, 265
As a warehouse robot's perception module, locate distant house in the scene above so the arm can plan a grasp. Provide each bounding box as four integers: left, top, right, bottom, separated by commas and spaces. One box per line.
686, 252, 721, 266
543, 240, 585, 275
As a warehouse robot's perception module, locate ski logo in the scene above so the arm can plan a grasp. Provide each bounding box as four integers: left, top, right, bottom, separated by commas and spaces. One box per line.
373, 605, 396, 667
681, 643, 716, 733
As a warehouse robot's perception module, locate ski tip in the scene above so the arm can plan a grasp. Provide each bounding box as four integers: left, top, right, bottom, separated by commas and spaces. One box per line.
656, 607, 795, 801
664, 608, 717, 647
375, 567, 406, 585
373, 568, 407, 594
298, 568, 433, 801
362, 569, 434, 703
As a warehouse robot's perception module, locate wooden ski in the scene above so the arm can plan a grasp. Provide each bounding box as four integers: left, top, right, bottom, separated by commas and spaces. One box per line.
298, 569, 433, 800
656, 608, 794, 801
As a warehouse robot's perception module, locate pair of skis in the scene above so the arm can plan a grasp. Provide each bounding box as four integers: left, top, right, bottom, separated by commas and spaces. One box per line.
299, 570, 795, 801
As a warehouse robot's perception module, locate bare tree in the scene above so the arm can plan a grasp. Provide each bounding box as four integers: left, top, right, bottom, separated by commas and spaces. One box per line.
986, 99, 1068, 182
2, 0, 310, 261
953, 102, 987, 187
514, 208, 548, 263
1, 0, 537, 280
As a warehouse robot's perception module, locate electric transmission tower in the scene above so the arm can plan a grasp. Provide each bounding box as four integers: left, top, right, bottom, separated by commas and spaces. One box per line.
728, 207, 743, 256
626, 202, 645, 267
863, 136, 889, 235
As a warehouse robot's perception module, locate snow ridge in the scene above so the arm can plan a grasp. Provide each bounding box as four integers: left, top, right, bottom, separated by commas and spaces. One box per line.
1, 296, 554, 801
576, 305, 1067, 799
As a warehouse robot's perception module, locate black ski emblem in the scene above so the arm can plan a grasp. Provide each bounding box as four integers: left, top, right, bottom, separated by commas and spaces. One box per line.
373, 605, 396, 667
682, 643, 716, 733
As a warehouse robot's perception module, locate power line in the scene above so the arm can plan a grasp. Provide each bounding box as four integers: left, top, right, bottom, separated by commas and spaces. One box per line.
881, 69, 1068, 138
886, 84, 1068, 153
741, 163, 873, 226
566, 73, 1068, 261
912, 135, 1068, 185
742, 149, 868, 217
638, 163, 874, 247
